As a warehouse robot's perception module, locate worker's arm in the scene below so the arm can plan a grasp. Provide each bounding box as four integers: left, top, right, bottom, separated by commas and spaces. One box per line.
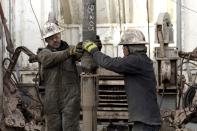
37, 48, 71, 68
92, 50, 142, 74
38, 41, 83, 68
82, 41, 141, 74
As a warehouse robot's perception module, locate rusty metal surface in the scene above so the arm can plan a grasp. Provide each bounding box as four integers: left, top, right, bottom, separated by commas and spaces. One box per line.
1, 46, 44, 131
97, 111, 128, 120
0, 2, 14, 53
155, 17, 175, 97
96, 68, 128, 124
153, 12, 197, 130
81, 74, 98, 131
155, 12, 174, 44
160, 47, 197, 130
178, 49, 197, 61
4, 97, 25, 127
3, 46, 37, 96
154, 12, 178, 90
161, 60, 172, 84
157, 28, 165, 57
155, 47, 179, 60
161, 105, 197, 130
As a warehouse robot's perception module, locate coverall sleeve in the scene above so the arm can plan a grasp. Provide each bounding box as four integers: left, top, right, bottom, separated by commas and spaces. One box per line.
92, 50, 141, 74
37, 48, 70, 68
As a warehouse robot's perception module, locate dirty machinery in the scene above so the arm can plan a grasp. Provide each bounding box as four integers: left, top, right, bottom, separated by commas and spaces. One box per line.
161, 48, 197, 130
0, 1, 45, 130
1, 46, 44, 131
155, 12, 197, 130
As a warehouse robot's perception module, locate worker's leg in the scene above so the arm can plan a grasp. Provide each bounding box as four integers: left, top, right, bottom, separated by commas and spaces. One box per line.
62, 98, 80, 131
46, 113, 62, 131
132, 121, 160, 131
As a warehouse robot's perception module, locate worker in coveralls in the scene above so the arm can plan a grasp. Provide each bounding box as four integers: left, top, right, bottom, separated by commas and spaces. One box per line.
37, 22, 83, 131
83, 29, 161, 131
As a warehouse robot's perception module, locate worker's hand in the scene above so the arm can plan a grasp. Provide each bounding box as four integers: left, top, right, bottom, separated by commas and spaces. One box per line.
29, 55, 38, 63
95, 35, 102, 51
82, 40, 98, 53
69, 42, 84, 58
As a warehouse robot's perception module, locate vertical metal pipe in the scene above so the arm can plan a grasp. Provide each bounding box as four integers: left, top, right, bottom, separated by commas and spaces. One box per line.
176, 0, 182, 51
81, 0, 97, 73
81, 74, 98, 131
81, 0, 98, 131
82, 0, 96, 41
0, 22, 3, 120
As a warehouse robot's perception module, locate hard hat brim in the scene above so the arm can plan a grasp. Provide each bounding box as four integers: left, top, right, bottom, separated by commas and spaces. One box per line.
119, 41, 148, 45
42, 27, 64, 39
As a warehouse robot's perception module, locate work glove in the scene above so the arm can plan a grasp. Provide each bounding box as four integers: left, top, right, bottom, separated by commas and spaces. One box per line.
95, 35, 102, 51
69, 42, 84, 59
82, 40, 98, 53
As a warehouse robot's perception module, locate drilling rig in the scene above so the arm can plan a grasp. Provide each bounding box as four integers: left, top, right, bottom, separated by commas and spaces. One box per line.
1, 0, 197, 129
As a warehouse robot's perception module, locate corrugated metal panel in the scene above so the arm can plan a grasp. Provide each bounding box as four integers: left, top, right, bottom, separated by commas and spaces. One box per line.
61, 24, 82, 45
60, 0, 72, 24
0, 0, 194, 72
3, 0, 52, 69
182, 0, 197, 52
97, 0, 110, 24
59, 0, 176, 24
1, 0, 179, 68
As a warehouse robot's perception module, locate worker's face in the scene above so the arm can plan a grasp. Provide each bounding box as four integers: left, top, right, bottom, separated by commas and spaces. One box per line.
46, 33, 61, 48
123, 46, 129, 56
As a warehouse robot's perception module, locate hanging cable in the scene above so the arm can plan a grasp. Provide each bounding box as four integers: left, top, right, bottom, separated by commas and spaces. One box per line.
29, 0, 45, 46
146, 0, 151, 57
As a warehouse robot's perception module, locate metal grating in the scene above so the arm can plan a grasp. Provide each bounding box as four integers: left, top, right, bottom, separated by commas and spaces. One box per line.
97, 78, 128, 123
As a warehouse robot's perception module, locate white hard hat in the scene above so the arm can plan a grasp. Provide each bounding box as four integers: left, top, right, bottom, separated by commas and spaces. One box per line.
42, 22, 64, 39
119, 29, 148, 45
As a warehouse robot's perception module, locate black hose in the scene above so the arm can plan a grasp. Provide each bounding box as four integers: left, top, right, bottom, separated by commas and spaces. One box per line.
183, 84, 197, 108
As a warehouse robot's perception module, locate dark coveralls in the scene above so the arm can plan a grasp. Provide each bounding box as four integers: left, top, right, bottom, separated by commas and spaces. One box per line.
90, 49, 161, 131
37, 41, 80, 131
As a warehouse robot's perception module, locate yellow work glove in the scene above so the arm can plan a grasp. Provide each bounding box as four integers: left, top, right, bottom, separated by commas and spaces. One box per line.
82, 40, 98, 53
